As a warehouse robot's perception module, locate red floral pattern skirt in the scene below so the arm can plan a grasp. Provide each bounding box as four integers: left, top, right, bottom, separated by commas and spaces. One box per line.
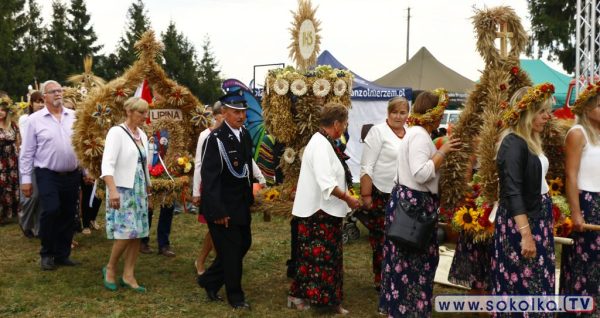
289, 210, 344, 307
368, 185, 389, 284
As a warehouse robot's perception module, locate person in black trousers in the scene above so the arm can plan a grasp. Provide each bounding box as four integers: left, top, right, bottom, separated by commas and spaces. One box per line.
81, 174, 102, 234
196, 90, 254, 310
140, 205, 176, 257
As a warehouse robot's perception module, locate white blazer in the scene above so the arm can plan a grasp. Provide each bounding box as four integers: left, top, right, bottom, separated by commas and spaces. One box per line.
292, 133, 351, 218
101, 124, 152, 189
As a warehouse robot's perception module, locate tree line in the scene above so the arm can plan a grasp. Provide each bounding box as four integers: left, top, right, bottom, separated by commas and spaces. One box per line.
0, 0, 222, 105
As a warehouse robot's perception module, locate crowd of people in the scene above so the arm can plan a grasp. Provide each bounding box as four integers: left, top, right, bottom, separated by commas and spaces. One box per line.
1, 78, 599, 317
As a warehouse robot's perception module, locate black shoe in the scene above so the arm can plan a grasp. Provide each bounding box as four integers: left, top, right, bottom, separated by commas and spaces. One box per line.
231, 301, 251, 310
196, 276, 223, 302
55, 258, 82, 266
21, 227, 35, 239
41, 257, 55, 270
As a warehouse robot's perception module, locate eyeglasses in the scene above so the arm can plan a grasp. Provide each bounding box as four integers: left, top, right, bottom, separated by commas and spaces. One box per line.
45, 89, 63, 95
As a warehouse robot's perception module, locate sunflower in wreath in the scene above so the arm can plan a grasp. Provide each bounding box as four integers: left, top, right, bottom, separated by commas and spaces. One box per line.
453, 206, 483, 232
264, 188, 280, 202
553, 218, 573, 237
548, 177, 563, 196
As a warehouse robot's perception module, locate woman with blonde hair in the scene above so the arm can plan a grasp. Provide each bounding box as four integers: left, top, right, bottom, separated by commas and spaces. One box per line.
492, 83, 555, 317
558, 82, 600, 317
101, 97, 153, 291
379, 89, 461, 317
360, 96, 409, 292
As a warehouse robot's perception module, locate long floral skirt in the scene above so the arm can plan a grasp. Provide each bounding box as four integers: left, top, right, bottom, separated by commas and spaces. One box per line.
558, 190, 600, 318
448, 230, 493, 291
105, 155, 149, 240
491, 193, 555, 318
368, 185, 389, 285
378, 184, 440, 318
289, 210, 344, 307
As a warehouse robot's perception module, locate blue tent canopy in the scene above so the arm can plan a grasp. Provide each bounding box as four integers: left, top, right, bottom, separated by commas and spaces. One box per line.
316, 50, 412, 101
520, 59, 573, 108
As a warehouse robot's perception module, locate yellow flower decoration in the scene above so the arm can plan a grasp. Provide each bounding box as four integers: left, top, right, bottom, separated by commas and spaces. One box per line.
349, 188, 359, 199
548, 177, 563, 196
453, 206, 480, 231
177, 157, 185, 165
184, 162, 192, 173
498, 82, 554, 128
572, 82, 600, 115
264, 189, 280, 202
407, 88, 448, 127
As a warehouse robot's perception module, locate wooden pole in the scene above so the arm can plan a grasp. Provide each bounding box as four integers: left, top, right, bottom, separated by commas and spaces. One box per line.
406, 7, 411, 63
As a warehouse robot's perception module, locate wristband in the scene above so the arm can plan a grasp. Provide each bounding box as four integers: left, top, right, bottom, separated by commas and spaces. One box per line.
341, 192, 347, 200
436, 150, 447, 159
147, 193, 153, 197
518, 224, 529, 232
361, 194, 371, 198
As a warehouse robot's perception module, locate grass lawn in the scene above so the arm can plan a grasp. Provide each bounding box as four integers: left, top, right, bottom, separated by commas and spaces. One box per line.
1, 208, 507, 317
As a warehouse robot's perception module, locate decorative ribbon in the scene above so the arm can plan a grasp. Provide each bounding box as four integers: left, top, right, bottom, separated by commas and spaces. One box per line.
216, 138, 249, 181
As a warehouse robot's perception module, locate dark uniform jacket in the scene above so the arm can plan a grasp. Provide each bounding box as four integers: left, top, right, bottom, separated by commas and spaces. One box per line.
497, 133, 542, 219
200, 122, 254, 225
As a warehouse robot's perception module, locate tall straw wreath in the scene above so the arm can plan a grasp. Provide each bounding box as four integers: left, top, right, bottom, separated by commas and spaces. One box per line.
72, 30, 210, 208
439, 6, 570, 242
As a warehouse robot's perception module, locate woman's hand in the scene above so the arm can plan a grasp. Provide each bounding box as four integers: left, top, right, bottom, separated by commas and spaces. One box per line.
362, 196, 373, 210
439, 136, 462, 155
148, 197, 154, 210
571, 210, 585, 232
344, 195, 363, 209
520, 231, 536, 259
109, 191, 121, 210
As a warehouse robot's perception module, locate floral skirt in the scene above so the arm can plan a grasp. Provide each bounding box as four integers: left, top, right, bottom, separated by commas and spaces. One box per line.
368, 185, 390, 284
289, 210, 344, 307
448, 230, 493, 291
378, 184, 440, 318
558, 190, 600, 318
491, 193, 555, 318
105, 160, 149, 239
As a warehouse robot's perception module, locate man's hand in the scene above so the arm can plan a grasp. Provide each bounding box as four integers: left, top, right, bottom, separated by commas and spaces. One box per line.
83, 174, 95, 185
214, 217, 230, 228
193, 196, 201, 207
22, 183, 33, 197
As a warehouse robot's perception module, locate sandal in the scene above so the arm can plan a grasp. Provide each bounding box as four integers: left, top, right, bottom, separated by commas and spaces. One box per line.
333, 305, 349, 315
82, 228, 91, 235
194, 260, 204, 275
287, 296, 310, 311
91, 220, 100, 230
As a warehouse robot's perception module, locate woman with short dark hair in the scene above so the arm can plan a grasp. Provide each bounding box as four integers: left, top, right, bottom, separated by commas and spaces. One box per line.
287, 103, 362, 314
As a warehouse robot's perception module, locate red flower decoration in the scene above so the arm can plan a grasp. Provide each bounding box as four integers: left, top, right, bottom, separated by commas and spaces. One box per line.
299, 266, 309, 275
501, 102, 507, 109
558, 147, 563, 153
541, 85, 549, 92
500, 84, 507, 91
497, 119, 503, 127
150, 164, 165, 177
312, 247, 321, 256
511, 67, 520, 75
552, 206, 561, 221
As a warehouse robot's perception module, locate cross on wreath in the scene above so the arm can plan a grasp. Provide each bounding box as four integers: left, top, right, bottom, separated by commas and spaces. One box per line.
496, 22, 513, 58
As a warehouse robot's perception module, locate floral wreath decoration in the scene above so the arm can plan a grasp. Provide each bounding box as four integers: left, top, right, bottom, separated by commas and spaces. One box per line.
407, 88, 449, 127
0, 96, 14, 107
498, 82, 554, 128
571, 81, 600, 116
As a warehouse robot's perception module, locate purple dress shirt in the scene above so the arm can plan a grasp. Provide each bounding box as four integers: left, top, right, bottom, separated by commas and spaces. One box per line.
19, 106, 79, 184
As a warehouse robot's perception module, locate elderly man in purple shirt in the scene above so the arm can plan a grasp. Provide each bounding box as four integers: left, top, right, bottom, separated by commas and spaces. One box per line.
20, 80, 82, 270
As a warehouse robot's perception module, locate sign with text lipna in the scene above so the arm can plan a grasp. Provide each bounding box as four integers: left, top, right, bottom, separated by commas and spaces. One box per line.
149, 109, 183, 121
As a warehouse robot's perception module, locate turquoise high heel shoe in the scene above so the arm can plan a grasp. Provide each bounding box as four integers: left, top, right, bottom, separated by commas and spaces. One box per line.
119, 277, 146, 292
103, 267, 117, 291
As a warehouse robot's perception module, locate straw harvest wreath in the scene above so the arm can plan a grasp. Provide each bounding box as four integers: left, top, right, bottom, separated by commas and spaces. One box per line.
72, 30, 209, 208
438, 6, 570, 243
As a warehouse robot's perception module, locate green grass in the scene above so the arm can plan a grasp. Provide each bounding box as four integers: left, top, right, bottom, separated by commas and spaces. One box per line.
0, 210, 474, 317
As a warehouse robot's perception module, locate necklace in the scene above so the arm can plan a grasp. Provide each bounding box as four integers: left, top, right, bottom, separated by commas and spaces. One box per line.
386, 119, 405, 139
125, 123, 141, 141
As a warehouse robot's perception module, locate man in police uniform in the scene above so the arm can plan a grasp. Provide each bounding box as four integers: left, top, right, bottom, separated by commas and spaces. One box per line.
196, 90, 254, 310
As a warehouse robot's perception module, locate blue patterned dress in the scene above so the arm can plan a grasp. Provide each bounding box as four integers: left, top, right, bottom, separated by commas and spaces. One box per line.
491, 194, 555, 318
558, 190, 600, 318
105, 147, 149, 239
448, 231, 493, 291
379, 184, 440, 318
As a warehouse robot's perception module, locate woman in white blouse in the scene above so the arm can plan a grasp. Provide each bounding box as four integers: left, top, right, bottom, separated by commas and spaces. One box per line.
378, 90, 461, 317
360, 96, 408, 292
560, 83, 600, 317
101, 97, 153, 291
287, 103, 362, 315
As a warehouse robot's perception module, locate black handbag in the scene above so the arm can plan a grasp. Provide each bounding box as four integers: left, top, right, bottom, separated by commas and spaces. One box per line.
386, 170, 438, 253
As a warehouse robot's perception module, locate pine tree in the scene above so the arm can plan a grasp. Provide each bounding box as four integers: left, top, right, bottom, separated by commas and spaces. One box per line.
115, 0, 151, 72
527, 0, 578, 73
161, 21, 202, 98
42, 0, 74, 84
198, 35, 222, 105
12, 0, 45, 92
0, 0, 26, 97
67, 0, 102, 72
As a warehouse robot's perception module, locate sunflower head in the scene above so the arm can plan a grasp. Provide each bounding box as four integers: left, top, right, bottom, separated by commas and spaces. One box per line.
548, 177, 564, 196
453, 206, 480, 232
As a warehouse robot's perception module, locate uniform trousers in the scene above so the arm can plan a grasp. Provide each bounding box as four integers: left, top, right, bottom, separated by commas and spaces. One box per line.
198, 222, 252, 304
36, 168, 81, 259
